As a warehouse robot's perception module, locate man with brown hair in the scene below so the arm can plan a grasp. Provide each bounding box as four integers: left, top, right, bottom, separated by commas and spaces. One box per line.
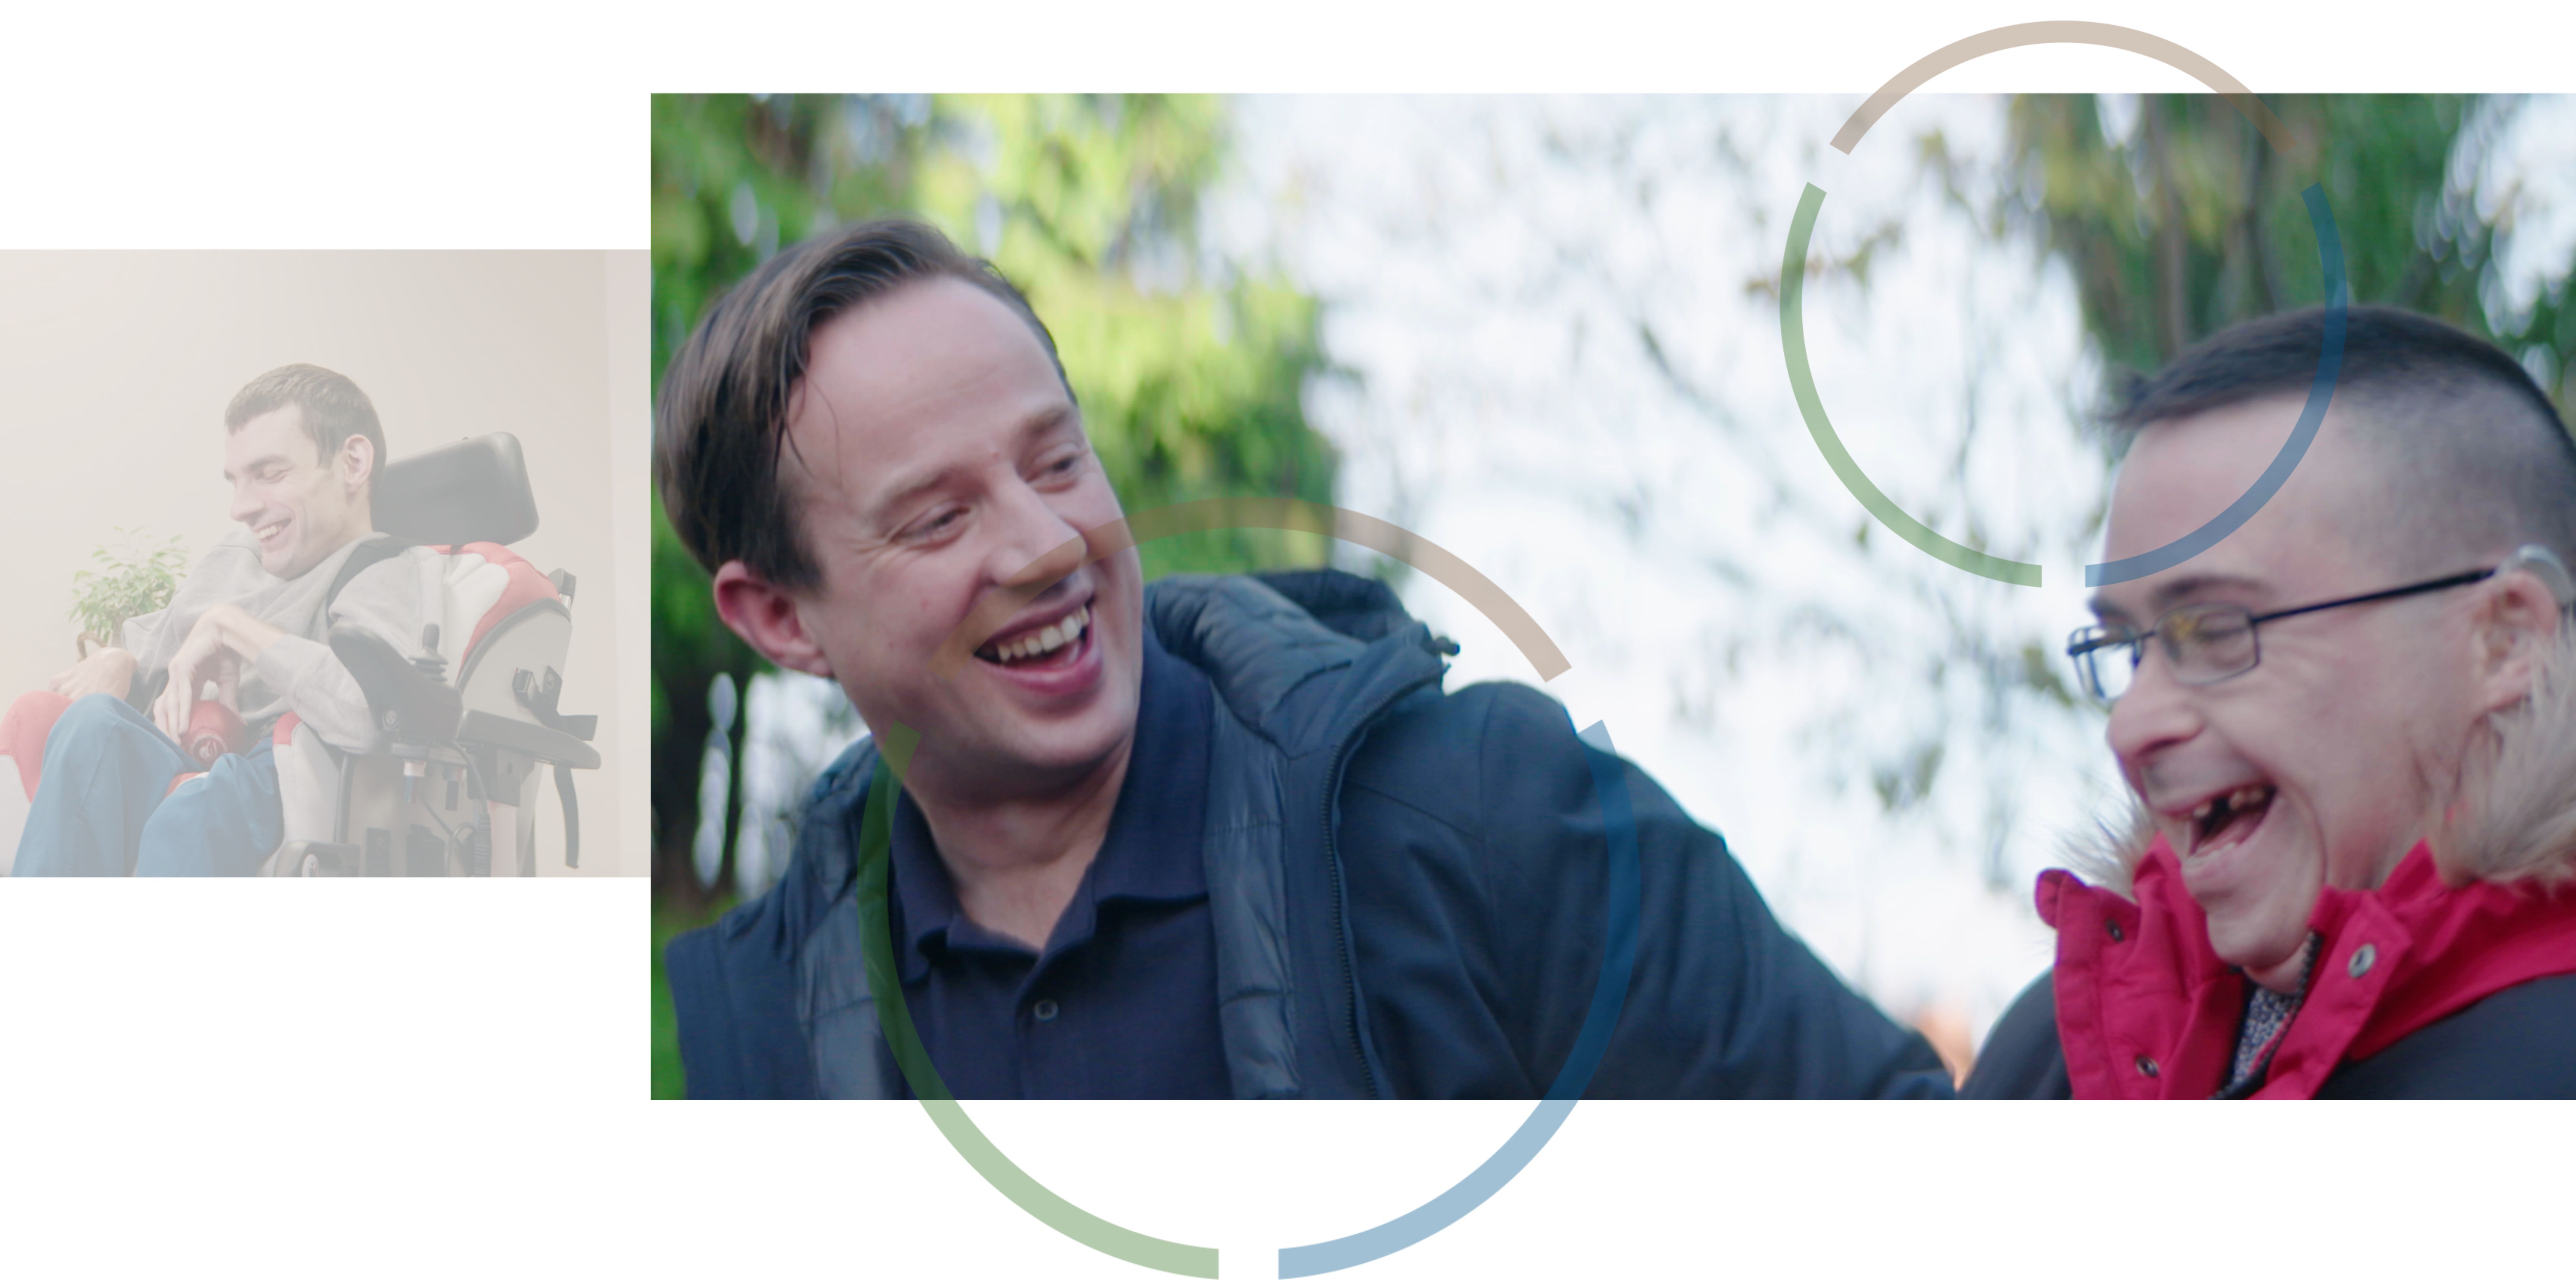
660, 218, 1951, 1099
11, 364, 438, 877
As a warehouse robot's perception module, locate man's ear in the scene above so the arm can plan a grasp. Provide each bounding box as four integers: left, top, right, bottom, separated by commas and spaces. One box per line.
338, 434, 376, 495
2472, 569, 2566, 717
712, 559, 835, 678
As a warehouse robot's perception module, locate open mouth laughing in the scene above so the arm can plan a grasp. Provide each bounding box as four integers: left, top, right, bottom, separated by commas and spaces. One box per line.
973, 600, 1092, 669
2178, 782, 2277, 859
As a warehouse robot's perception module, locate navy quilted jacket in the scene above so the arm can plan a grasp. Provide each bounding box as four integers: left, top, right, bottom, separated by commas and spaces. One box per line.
667, 570, 1949, 1099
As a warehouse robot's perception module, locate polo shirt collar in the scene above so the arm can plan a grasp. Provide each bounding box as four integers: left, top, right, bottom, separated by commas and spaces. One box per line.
887, 630, 1211, 985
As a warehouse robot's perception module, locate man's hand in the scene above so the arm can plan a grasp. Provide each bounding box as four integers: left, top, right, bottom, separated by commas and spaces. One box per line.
47, 645, 137, 702
148, 605, 284, 743
153, 615, 228, 742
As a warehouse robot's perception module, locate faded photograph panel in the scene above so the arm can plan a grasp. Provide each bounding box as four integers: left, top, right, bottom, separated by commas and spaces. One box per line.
0, 251, 629, 878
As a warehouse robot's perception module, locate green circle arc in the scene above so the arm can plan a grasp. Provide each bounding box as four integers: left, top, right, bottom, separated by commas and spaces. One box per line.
1777, 181, 2043, 587
1781, 22, 2351, 588
855, 499, 1633, 1279
856, 722, 1219, 1276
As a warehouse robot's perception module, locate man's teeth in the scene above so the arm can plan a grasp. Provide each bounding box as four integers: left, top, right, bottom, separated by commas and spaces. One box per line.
989, 604, 1090, 663
256, 521, 285, 541
2185, 785, 2277, 852
2190, 785, 2272, 825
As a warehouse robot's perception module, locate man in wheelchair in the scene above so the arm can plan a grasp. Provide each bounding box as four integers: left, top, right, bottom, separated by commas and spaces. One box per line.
5, 363, 597, 877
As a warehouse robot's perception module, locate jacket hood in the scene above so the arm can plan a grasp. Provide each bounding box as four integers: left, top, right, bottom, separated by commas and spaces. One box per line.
804, 568, 1448, 821
2068, 626, 2576, 897
1144, 569, 1450, 757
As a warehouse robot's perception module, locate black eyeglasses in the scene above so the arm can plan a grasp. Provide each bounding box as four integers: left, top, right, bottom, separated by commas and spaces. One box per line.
2064, 566, 2499, 704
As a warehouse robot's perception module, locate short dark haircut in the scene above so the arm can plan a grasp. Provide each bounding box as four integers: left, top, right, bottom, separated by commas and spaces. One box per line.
654, 218, 1073, 590
2111, 304, 2576, 572
225, 364, 386, 488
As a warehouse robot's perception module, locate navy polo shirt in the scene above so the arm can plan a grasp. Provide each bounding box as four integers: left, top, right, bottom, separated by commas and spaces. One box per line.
886, 633, 1232, 1099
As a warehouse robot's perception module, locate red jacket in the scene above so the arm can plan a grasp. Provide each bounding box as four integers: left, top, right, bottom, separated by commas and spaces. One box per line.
2001, 632, 2576, 1099
2039, 835, 2576, 1099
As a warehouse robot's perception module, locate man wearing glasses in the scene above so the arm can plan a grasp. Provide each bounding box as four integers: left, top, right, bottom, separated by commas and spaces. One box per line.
1966, 305, 2576, 1098
10, 365, 435, 877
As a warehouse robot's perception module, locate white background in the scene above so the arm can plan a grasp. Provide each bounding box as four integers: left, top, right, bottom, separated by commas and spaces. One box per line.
4, 3, 2575, 1286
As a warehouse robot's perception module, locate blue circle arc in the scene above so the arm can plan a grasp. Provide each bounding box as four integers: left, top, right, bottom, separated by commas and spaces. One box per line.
1276, 717, 1642, 1278
2085, 184, 2349, 586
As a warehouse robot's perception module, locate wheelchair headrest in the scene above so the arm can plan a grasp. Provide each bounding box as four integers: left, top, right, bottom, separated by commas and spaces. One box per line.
374, 433, 540, 548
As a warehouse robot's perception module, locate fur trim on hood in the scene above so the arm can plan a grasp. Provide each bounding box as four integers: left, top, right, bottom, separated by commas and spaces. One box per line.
2066, 625, 2576, 897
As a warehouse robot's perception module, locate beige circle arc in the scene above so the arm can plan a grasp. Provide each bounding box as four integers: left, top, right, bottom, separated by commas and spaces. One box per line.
1791, 20, 2345, 588
930, 496, 1570, 681
879, 494, 1591, 1279
1828, 21, 2294, 155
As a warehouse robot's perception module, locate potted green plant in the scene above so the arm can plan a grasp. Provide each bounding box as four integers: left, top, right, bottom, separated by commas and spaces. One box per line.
69, 528, 189, 660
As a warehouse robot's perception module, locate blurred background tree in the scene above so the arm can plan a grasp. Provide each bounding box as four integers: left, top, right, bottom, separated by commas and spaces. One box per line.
2006, 93, 2575, 414
650, 95, 1338, 1093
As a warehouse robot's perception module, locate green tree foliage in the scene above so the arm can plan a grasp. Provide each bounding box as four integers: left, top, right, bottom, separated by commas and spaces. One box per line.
649, 94, 1338, 902
2006, 94, 2575, 412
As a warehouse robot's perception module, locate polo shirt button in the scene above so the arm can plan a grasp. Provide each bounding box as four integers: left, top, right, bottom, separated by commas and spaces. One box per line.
1032, 999, 1060, 1022
2134, 1055, 2159, 1078
2348, 944, 2377, 978
2105, 919, 2124, 943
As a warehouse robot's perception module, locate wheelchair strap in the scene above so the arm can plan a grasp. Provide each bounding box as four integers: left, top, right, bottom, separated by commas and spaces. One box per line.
325, 535, 414, 610
555, 762, 580, 869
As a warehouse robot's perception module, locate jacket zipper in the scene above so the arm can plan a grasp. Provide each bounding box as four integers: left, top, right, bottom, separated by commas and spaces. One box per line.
1319, 669, 1441, 1100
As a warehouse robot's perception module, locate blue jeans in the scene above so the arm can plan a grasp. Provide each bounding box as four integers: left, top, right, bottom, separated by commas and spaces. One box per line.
11, 694, 282, 877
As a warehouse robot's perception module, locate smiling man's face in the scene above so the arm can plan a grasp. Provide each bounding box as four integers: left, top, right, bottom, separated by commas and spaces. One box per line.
2094, 395, 2490, 987
226, 405, 372, 580
776, 275, 1143, 799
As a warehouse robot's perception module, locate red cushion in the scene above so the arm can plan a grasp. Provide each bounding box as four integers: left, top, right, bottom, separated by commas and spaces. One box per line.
1, 689, 73, 799
434, 542, 561, 658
